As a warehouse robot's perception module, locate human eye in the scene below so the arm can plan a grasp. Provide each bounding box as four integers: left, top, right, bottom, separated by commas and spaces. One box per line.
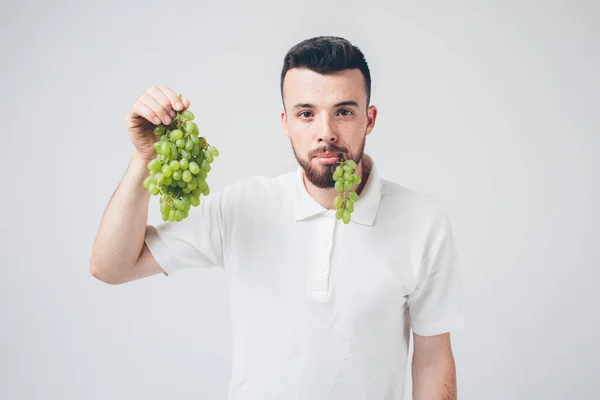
338, 109, 353, 117
298, 111, 313, 119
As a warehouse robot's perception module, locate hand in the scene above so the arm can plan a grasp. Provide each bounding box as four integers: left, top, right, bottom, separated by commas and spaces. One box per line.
125, 87, 191, 161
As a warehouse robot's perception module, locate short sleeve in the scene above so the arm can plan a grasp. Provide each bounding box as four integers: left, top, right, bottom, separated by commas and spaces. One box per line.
144, 190, 226, 277
407, 209, 466, 336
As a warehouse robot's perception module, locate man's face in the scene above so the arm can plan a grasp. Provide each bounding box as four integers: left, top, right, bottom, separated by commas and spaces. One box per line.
281, 68, 377, 188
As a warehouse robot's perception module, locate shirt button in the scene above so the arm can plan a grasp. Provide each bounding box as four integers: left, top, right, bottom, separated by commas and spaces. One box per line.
319, 264, 327, 273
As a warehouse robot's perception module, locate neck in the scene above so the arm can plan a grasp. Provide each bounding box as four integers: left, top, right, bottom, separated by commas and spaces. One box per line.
303, 160, 370, 210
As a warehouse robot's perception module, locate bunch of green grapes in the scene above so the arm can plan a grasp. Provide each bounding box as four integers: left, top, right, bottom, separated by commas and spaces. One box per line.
142, 104, 219, 222
332, 158, 361, 224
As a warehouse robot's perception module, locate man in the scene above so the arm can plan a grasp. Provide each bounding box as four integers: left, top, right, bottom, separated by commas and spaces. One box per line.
90, 36, 466, 399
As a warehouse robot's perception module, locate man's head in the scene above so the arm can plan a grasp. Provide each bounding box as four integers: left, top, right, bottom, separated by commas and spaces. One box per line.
280, 36, 377, 188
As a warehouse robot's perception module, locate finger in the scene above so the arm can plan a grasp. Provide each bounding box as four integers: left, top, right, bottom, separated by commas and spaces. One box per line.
181, 97, 191, 109
149, 87, 176, 118
132, 102, 161, 126
159, 87, 186, 111
141, 93, 172, 125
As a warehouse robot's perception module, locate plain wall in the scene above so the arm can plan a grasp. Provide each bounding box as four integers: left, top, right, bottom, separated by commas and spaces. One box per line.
1, 0, 598, 399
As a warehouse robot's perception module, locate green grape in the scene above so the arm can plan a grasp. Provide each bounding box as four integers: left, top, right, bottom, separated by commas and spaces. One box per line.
334, 180, 343, 192
343, 165, 353, 173
333, 195, 343, 209
185, 121, 196, 133
181, 109, 195, 120
170, 129, 183, 141
333, 168, 343, 181
180, 149, 191, 160
142, 101, 219, 222
162, 164, 172, 177
160, 202, 169, 215
201, 159, 210, 172
346, 200, 354, 213
148, 182, 159, 195
343, 171, 353, 181
349, 191, 359, 201
160, 141, 171, 155
187, 179, 197, 190
154, 125, 166, 136
147, 159, 162, 171
181, 196, 191, 209
346, 159, 357, 169
343, 180, 353, 191
336, 208, 344, 220
173, 199, 184, 210
189, 162, 200, 174
169, 160, 180, 170
143, 175, 153, 188
180, 158, 189, 170
342, 210, 351, 224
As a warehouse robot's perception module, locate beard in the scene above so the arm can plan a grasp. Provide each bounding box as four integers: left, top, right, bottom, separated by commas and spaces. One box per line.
290, 134, 366, 189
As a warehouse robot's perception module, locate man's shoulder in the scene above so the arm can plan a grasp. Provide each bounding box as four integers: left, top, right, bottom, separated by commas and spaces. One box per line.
378, 177, 448, 221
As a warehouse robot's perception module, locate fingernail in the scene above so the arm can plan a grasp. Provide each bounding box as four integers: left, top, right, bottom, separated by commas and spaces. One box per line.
164, 116, 172, 124
170, 110, 176, 118
176, 102, 183, 110
154, 117, 161, 124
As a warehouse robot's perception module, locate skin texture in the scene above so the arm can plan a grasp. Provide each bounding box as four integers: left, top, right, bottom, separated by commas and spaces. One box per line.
280, 68, 377, 209
412, 332, 457, 399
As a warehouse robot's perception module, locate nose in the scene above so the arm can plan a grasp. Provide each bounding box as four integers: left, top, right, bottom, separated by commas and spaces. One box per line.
318, 116, 338, 143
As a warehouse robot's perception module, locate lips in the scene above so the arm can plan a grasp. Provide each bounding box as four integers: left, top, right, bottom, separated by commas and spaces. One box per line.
315, 153, 341, 159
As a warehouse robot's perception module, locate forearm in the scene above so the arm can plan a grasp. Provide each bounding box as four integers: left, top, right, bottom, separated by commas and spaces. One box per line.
412, 353, 457, 400
90, 151, 152, 280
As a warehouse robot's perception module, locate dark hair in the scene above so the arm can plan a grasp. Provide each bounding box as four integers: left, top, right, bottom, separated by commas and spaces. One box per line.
280, 36, 372, 111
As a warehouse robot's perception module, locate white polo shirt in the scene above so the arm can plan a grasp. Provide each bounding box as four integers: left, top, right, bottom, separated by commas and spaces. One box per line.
144, 153, 466, 400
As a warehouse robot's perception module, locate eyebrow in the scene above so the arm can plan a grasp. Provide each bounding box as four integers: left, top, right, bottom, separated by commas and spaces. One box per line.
292, 100, 360, 110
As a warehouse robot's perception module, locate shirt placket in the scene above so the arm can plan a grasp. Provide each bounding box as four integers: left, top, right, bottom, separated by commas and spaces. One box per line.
309, 210, 337, 301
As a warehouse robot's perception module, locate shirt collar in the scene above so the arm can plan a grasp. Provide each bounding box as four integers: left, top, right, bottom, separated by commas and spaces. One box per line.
293, 153, 382, 226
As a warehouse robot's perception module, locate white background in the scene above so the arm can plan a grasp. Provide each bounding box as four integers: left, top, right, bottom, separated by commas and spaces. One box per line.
1, 0, 598, 399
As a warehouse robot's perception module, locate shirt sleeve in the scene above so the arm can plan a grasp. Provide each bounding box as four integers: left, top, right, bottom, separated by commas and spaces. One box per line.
144, 189, 226, 277
407, 207, 466, 336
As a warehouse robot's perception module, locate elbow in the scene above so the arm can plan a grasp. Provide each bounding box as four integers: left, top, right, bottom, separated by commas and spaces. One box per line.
89, 262, 120, 285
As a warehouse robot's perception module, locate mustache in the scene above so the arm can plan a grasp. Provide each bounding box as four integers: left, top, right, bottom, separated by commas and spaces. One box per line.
310, 145, 349, 158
